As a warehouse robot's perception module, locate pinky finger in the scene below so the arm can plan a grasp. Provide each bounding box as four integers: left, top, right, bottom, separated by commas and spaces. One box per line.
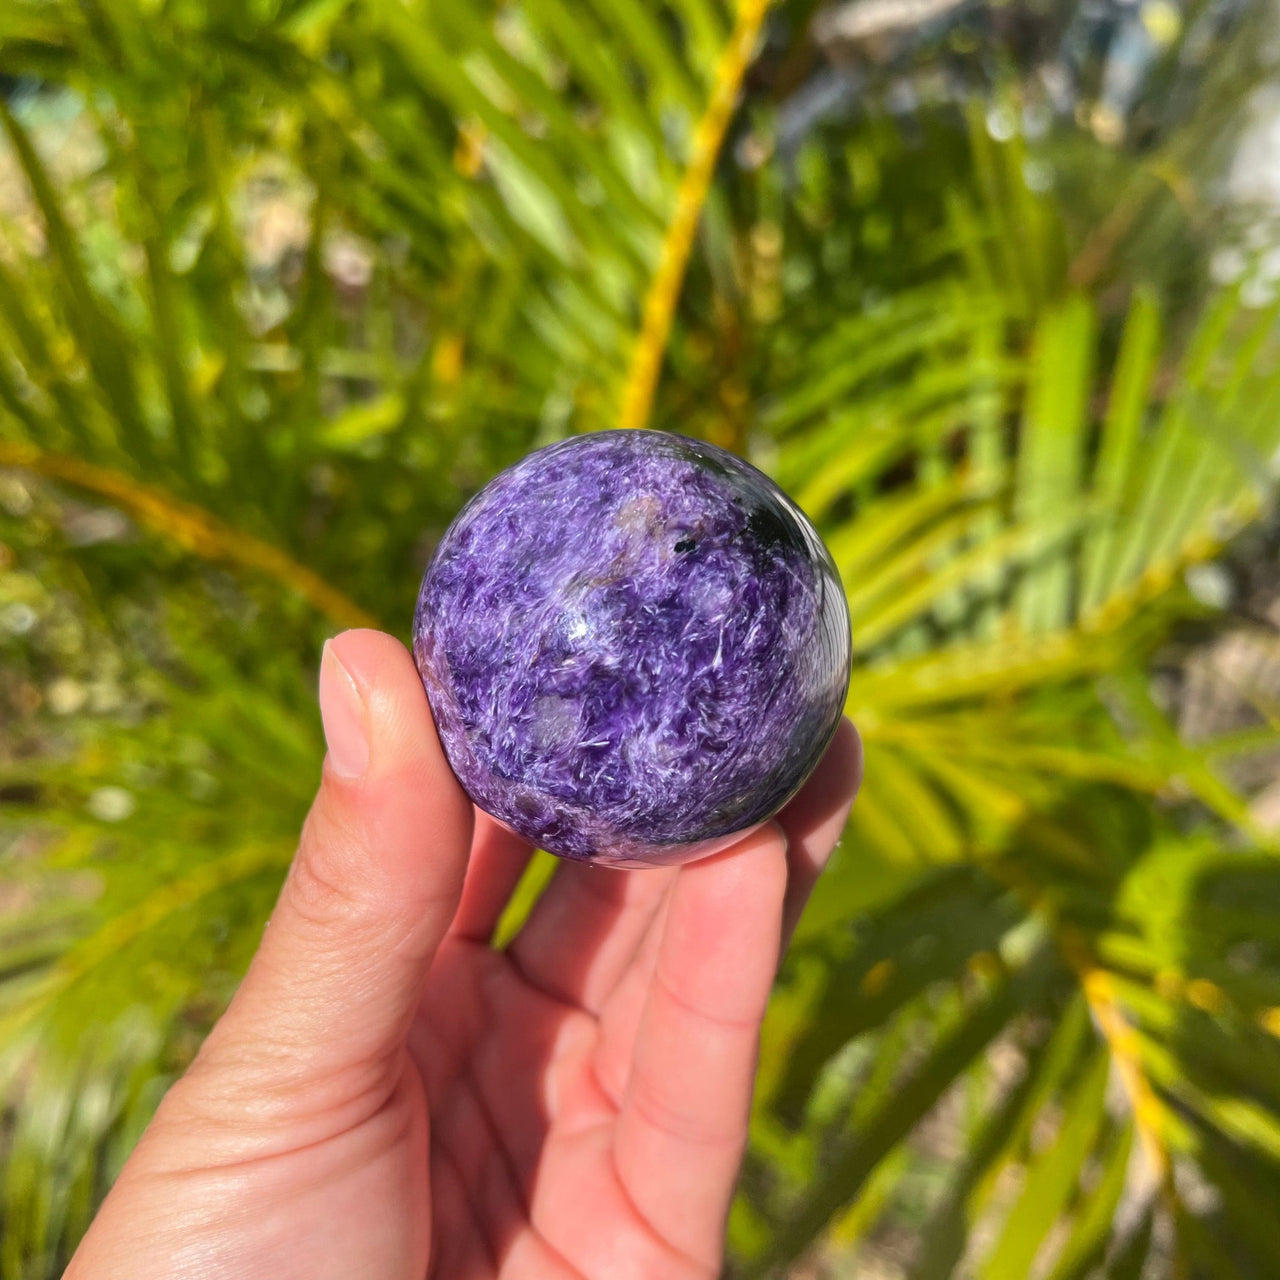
449, 812, 533, 944
778, 718, 863, 950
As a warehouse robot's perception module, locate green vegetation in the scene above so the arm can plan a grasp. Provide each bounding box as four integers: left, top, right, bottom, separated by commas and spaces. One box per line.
2, 0, 1280, 1275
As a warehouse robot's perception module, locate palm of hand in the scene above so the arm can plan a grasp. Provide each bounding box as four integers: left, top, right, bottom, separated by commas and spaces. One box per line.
110, 824, 798, 1280
65, 634, 859, 1280
414, 854, 748, 1280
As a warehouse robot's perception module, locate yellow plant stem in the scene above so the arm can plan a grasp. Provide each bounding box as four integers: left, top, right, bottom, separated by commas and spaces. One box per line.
1081, 490, 1261, 638
1077, 961, 1170, 1181
0, 840, 294, 1046
1076, 948, 1186, 1277
0, 441, 377, 629
994, 859, 1177, 1237
616, 0, 772, 434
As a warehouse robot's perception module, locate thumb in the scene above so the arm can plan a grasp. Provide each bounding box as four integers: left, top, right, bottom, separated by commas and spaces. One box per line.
169, 628, 473, 1146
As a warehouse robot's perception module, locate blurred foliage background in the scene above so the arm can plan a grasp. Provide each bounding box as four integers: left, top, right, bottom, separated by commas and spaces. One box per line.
2, 0, 1280, 1276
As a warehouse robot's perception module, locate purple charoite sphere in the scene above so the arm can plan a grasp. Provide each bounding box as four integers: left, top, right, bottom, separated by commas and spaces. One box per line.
412, 429, 851, 867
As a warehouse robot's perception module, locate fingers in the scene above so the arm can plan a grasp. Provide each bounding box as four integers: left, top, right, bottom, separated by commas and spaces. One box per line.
504, 719, 861, 1018
506, 861, 678, 1012
450, 811, 534, 943
612, 823, 789, 1269
591, 888, 673, 1105
173, 629, 474, 1149
778, 718, 863, 948
595, 721, 862, 1101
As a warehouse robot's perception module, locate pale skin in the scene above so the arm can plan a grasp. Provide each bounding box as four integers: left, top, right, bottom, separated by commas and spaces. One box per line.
66, 628, 862, 1280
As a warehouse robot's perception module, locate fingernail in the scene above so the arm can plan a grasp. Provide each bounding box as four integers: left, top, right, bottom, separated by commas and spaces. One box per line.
319, 641, 370, 779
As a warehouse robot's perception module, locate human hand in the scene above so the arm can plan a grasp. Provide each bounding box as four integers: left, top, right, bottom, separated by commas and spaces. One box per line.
65, 628, 862, 1280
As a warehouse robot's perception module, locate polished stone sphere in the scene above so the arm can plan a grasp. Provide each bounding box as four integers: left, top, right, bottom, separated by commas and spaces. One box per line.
412, 430, 851, 867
